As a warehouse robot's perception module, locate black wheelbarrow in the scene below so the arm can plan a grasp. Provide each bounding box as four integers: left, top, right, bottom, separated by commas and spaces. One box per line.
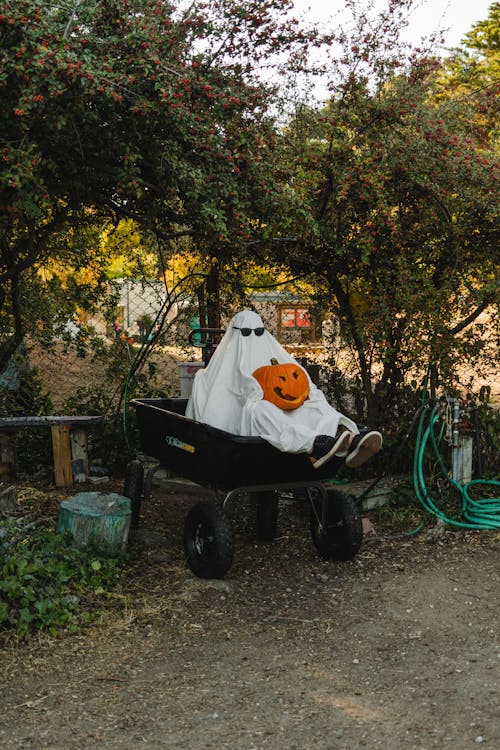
125, 397, 363, 579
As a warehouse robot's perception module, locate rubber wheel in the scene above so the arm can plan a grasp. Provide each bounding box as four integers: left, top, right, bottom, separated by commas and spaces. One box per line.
255, 491, 279, 541
123, 459, 144, 529
310, 489, 363, 561
183, 501, 234, 579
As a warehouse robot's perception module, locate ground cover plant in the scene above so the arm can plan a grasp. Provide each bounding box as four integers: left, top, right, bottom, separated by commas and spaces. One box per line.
0, 518, 127, 641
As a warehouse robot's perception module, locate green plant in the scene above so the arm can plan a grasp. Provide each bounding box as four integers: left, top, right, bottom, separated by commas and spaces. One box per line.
476, 402, 500, 478
62, 359, 167, 473
0, 522, 126, 640
368, 481, 425, 535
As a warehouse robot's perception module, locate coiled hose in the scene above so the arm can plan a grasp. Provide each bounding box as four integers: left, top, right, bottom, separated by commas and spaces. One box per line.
413, 403, 500, 529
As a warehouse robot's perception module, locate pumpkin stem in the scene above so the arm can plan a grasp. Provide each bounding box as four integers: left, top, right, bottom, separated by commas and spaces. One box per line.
270, 357, 279, 365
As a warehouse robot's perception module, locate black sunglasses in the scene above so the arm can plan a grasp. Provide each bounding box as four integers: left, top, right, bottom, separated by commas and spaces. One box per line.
233, 326, 265, 337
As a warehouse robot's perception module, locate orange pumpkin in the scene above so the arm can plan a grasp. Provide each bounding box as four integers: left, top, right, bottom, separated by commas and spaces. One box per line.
252, 359, 310, 410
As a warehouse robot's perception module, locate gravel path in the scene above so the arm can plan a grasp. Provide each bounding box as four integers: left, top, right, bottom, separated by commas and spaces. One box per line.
0, 490, 498, 750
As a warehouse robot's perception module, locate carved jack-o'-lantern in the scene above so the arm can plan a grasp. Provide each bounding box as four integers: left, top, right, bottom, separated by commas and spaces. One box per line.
252, 358, 310, 410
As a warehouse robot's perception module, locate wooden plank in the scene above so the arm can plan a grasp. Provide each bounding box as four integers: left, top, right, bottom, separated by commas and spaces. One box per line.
0, 417, 102, 484
0, 415, 102, 428
70, 427, 89, 483
51, 424, 73, 487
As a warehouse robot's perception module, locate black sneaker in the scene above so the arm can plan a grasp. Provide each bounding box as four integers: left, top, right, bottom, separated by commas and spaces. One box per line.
345, 430, 383, 468
310, 431, 352, 470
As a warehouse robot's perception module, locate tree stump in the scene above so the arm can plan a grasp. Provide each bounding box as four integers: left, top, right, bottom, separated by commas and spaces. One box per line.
57, 492, 131, 556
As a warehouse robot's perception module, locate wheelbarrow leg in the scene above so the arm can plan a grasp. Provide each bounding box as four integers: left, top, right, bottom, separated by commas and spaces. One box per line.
123, 461, 163, 528
123, 459, 145, 529
307, 484, 329, 534
143, 462, 161, 505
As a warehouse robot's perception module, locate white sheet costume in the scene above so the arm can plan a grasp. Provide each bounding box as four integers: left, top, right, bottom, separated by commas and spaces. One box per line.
185, 310, 359, 455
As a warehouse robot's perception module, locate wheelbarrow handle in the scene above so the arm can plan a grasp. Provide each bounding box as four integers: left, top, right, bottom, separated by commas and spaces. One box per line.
188, 327, 225, 346
188, 328, 225, 365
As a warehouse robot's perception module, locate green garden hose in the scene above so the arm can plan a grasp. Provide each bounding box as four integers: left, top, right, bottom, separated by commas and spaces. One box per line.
413, 403, 500, 529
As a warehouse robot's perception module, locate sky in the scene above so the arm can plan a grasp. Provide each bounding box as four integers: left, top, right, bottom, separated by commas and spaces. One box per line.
291, 0, 494, 49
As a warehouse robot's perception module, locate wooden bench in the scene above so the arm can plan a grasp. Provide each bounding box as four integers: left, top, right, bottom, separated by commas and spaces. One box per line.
0, 416, 103, 487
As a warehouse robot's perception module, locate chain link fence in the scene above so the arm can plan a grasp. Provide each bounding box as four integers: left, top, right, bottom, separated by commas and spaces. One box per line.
1, 274, 347, 481
3, 272, 497, 486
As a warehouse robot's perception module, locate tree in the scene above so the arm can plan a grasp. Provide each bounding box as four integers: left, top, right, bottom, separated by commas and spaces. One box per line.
1, 0, 319, 370
100, 219, 158, 280
274, 0, 499, 426
437, 1, 499, 145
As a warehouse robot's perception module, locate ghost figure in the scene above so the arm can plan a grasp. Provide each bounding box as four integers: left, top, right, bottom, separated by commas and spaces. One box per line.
186, 310, 382, 468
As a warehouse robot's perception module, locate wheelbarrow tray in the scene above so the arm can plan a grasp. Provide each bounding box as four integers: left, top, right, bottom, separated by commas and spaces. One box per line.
131, 398, 343, 492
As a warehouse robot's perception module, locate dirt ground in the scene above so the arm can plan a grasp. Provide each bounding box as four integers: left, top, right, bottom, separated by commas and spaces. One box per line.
0, 482, 499, 750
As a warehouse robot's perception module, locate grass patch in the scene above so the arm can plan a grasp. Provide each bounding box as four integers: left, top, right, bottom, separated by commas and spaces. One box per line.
0, 521, 128, 641
367, 480, 427, 535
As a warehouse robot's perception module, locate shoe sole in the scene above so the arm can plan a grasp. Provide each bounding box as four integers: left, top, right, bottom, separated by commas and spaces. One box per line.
345, 431, 383, 468
312, 431, 352, 470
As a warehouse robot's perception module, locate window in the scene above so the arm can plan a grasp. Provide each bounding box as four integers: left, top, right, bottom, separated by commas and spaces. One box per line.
280, 307, 312, 329
278, 305, 317, 342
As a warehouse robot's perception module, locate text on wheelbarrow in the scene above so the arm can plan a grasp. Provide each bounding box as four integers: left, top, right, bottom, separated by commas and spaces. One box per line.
165, 435, 196, 454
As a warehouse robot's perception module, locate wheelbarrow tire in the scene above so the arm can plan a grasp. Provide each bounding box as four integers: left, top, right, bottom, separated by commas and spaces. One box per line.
184, 500, 234, 579
310, 489, 362, 561
123, 460, 144, 529
255, 491, 279, 541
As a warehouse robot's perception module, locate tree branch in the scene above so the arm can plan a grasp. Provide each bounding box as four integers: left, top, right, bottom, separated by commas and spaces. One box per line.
449, 287, 499, 336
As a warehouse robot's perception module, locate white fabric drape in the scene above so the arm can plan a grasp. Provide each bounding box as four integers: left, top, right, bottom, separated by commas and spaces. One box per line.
185, 310, 358, 453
